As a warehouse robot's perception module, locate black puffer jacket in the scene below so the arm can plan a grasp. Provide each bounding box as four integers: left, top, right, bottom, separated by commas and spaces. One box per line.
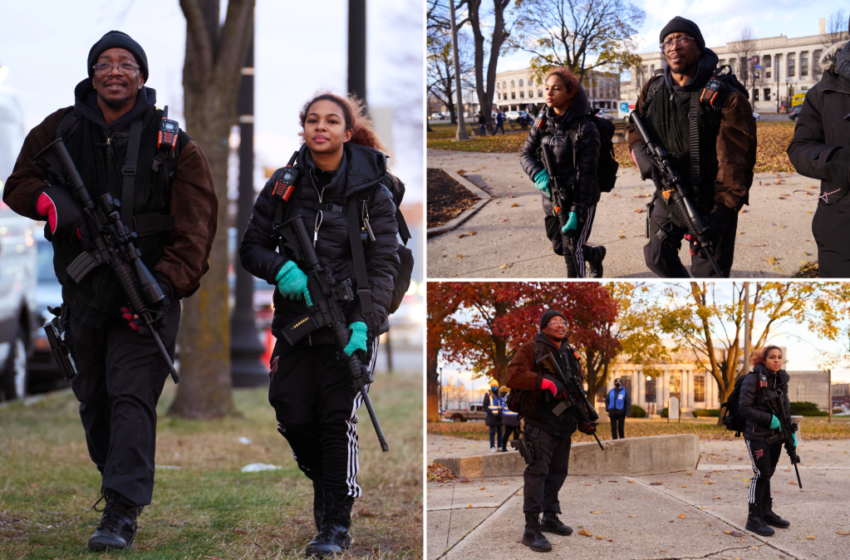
519, 88, 601, 213
787, 61, 850, 201
738, 364, 792, 441
239, 142, 399, 346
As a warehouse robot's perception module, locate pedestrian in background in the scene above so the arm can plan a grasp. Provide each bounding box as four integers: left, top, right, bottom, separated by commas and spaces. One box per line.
494, 110, 506, 135
477, 111, 487, 137
501, 386, 521, 451
484, 378, 503, 452
605, 378, 631, 439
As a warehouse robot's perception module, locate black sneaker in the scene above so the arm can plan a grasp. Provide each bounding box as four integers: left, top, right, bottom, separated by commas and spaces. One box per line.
745, 502, 775, 537
88, 489, 143, 552
306, 493, 353, 557
540, 511, 573, 536
522, 513, 552, 552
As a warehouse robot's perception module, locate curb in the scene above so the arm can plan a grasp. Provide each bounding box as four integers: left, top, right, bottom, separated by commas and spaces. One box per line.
427, 168, 492, 238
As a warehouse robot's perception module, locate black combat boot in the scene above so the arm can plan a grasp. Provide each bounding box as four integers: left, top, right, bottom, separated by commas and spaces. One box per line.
761, 497, 790, 528
585, 246, 606, 278
88, 489, 143, 551
306, 493, 354, 557
745, 502, 775, 536
522, 512, 553, 552
540, 511, 573, 536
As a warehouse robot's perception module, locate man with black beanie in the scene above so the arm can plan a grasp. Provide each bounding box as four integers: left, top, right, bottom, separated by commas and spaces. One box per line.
3, 31, 217, 552
787, 16, 850, 276
627, 16, 757, 278
506, 310, 597, 553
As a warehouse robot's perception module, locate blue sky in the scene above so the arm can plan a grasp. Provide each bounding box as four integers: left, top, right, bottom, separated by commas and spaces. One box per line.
498, 0, 845, 74
0, 0, 423, 201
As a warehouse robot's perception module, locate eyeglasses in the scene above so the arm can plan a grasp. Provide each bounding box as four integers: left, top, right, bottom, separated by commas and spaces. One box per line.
660, 36, 695, 51
92, 62, 140, 75
547, 320, 566, 326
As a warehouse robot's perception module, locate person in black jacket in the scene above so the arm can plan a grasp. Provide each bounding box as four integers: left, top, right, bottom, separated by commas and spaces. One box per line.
239, 92, 400, 558
520, 67, 605, 278
738, 346, 796, 537
787, 28, 850, 277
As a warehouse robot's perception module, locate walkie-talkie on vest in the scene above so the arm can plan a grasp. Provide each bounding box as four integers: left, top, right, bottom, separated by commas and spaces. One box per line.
157, 106, 179, 152
533, 108, 546, 130
272, 152, 300, 201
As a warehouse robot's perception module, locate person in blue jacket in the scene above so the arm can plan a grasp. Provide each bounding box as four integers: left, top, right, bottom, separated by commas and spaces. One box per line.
483, 378, 503, 452
606, 378, 631, 439
500, 387, 521, 451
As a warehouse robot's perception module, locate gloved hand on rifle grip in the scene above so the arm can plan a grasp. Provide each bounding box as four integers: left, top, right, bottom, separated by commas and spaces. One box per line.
792, 433, 797, 446
578, 421, 596, 435
541, 375, 566, 398
533, 168, 551, 198
631, 142, 656, 181
275, 261, 313, 306
769, 415, 782, 431
36, 186, 86, 243
120, 273, 172, 338
343, 321, 368, 358
560, 212, 578, 233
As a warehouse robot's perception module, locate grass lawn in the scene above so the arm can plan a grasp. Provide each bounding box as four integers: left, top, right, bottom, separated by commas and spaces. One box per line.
0, 373, 423, 560
428, 415, 850, 444
427, 120, 798, 174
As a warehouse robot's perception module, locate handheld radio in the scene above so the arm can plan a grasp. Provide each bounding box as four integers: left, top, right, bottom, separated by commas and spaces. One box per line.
158, 106, 179, 151
272, 151, 299, 201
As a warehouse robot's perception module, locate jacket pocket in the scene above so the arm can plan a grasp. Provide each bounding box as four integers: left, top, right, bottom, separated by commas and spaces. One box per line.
808, 144, 839, 162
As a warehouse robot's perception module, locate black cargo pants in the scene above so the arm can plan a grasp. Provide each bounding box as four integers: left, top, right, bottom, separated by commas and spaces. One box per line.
268, 336, 379, 498
644, 198, 737, 278
69, 302, 180, 508
522, 424, 572, 514
813, 194, 850, 277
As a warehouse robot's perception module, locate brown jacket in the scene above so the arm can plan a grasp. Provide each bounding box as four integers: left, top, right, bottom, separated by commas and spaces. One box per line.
3, 107, 217, 299
627, 76, 757, 213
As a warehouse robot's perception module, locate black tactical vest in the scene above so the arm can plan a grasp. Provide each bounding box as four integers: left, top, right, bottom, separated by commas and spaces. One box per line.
53, 107, 187, 327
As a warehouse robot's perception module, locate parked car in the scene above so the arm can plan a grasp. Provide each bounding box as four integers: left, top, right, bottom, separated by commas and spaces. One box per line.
443, 403, 486, 422
789, 105, 802, 120
505, 110, 528, 122
753, 112, 760, 122
0, 85, 37, 401
430, 112, 445, 120
595, 108, 615, 122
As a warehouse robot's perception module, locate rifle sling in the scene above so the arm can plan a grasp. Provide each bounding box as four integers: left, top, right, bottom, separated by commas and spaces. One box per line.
121, 118, 144, 232
688, 93, 701, 199
345, 198, 374, 325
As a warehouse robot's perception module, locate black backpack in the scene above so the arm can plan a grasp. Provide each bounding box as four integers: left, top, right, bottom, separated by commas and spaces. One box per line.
720, 372, 754, 436
587, 111, 619, 193
372, 175, 414, 314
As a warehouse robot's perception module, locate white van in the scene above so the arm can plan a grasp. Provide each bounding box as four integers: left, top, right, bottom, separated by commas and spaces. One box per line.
0, 84, 38, 401
619, 100, 637, 123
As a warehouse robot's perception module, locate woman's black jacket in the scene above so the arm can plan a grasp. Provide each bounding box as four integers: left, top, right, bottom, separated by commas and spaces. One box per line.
738, 364, 792, 441
519, 87, 601, 213
239, 142, 400, 346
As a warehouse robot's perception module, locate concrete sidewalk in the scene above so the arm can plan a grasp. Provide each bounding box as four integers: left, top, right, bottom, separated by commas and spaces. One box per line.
427, 436, 850, 559
427, 150, 821, 279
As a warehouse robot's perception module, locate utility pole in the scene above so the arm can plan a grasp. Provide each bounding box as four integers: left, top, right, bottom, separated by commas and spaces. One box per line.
449, 0, 468, 140
743, 282, 751, 379
230, 25, 267, 387
348, 0, 367, 105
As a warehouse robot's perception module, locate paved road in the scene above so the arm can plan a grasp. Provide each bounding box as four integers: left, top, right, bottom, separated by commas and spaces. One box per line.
428, 435, 850, 559
428, 150, 821, 279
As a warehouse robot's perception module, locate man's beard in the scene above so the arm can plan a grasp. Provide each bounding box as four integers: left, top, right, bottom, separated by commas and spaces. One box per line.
547, 332, 566, 342
669, 60, 697, 76
102, 94, 131, 111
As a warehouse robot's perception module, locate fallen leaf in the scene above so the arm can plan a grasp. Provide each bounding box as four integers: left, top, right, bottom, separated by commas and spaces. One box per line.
487, 494, 494, 497
634, 208, 644, 213
650, 482, 663, 486
511, 203, 519, 208
678, 514, 686, 519
459, 478, 470, 483
456, 254, 464, 259
618, 235, 625, 239
629, 515, 637, 518
807, 535, 816, 540
679, 485, 688, 488
578, 529, 593, 537
837, 531, 850, 535
595, 535, 606, 539
458, 231, 478, 238
591, 510, 603, 514
724, 530, 733, 534
499, 218, 509, 222
479, 486, 486, 490
766, 257, 778, 265
499, 263, 512, 270
467, 504, 472, 508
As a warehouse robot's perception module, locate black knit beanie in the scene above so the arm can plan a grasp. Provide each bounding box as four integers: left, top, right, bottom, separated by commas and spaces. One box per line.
659, 17, 705, 52
88, 31, 149, 82
540, 310, 566, 331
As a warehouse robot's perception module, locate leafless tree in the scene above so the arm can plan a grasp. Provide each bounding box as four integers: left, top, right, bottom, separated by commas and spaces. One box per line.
428, 27, 474, 124
822, 9, 849, 49
167, 0, 254, 419
507, 0, 645, 85
732, 27, 758, 92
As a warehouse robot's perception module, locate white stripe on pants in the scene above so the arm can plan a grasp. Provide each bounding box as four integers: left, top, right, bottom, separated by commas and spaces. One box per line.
344, 337, 380, 498
573, 205, 596, 278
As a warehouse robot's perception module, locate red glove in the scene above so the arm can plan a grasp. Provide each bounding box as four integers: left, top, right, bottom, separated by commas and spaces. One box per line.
541, 378, 558, 396
683, 234, 699, 256
36, 187, 84, 240
578, 421, 596, 435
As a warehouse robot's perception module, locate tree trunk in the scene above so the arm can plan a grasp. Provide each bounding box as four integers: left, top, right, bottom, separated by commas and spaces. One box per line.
426, 349, 440, 422
168, 0, 254, 419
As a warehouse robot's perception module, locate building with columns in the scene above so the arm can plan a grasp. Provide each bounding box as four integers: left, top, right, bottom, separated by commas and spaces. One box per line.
495, 67, 621, 113
598, 344, 831, 415
621, 19, 844, 112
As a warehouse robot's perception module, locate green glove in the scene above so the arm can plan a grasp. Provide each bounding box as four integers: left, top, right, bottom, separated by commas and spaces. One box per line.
343, 321, 368, 357
275, 261, 313, 306
769, 415, 782, 431
533, 168, 551, 198
792, 433, 797, 446
560, 211, 578, 233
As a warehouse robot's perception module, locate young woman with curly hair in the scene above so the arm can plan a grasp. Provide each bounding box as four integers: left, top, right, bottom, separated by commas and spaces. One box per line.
519, 67, 606, 278
240, 91, 401, 557
738, 345, 797, 536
